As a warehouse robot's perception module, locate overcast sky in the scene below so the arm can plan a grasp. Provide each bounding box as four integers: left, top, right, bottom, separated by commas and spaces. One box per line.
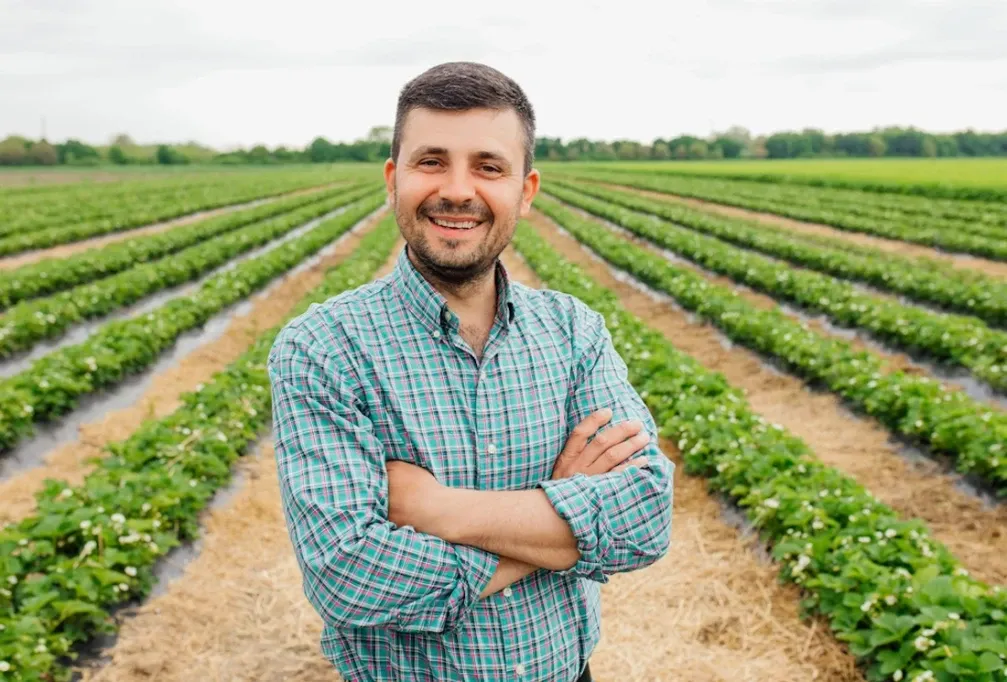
2, 0, 1005, 149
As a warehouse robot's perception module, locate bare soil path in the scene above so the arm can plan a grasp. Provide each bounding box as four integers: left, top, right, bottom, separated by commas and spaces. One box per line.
528, 210, 1007, 586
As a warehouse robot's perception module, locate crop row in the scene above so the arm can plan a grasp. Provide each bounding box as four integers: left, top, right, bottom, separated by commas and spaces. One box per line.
0, 184, 380, 359
591, 164, 1007, 203
545, 184, 1007, 393
0, 214, 400, 682
572, 171, 1007, 238
552, 179, 1007, 329
565, 170, 1007, 260
0, 182, 363, 311
512, 220, 1007, 682
0, 170, 351, 237
0, 175, 345, 257
534, 193, 1007, 494
0, 191, 386, 454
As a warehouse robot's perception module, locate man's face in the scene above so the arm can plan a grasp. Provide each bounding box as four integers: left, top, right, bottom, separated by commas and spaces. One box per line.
384, 107, 540, 285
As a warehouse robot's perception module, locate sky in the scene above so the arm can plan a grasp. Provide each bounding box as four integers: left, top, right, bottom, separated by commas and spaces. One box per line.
2, 0, 1005, 150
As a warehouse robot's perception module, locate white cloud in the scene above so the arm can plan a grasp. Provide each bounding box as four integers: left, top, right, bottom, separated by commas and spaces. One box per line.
0, 0, 1003, 147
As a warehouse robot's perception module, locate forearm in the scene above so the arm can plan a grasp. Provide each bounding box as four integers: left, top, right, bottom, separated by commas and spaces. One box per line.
480, 557, 540, 598
435, 488, 581, 570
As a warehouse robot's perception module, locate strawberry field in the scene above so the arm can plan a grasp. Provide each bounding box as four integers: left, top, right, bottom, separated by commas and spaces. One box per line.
1, 163, 1006, 682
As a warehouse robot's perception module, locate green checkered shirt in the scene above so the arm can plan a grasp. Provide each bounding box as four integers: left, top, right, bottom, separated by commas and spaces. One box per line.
268, 245, 674, 681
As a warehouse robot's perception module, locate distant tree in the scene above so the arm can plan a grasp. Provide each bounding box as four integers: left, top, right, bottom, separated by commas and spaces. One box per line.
111, 133, 136, 147
58, 138, 100, 165
28, 141, 58, 165
651, 141, 670, 160
687, 140, 708, 159
866, 135, 886, 157
155, 144, 188, 165
307, 137, 335, 163
711, 136, 744, 158
0, 137, 27, 165
108, 145, 129, 164
920, 137, 938, 158
366, 126, 393, 144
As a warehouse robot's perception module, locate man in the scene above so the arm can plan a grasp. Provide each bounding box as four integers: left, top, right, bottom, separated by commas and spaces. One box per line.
268, 61, 674, 682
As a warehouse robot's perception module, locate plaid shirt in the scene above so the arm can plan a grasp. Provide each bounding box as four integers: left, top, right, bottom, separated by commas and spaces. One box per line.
268, 245, 674, 682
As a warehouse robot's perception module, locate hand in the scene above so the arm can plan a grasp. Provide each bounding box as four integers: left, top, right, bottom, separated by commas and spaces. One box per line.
386, 460, 447, 534
551, 408, 651, 480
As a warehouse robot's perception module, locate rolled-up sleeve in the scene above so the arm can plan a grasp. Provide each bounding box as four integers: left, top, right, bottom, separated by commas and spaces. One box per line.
268, 326, 498, 634
538, 305, 674, 583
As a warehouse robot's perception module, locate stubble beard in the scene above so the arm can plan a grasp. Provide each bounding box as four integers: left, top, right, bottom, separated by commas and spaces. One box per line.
393, 189, 517, 287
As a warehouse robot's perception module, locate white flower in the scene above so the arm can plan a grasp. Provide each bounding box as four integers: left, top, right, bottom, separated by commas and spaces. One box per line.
860, 599, 874, 612
884, 595, 897, 606
97, 506, 105, 513
82, 540, 97, 555
948, 612, 960, 620
893, 670, 903, 682
60, 488, 73, 498
119, 583, 129, 592
0, 660, 9, 672
125, 566, 137, 577
858, 536, 871, 544
885, 529, 897, 538
216, 432, 228, 443
913, 672, 935, 682
111, 513, 126, 524
763, 498, 780, 509
18, 538, 27, 546
152, 520, 161, 529
85, 357, 97, 371
913, 635, 933, 651
6, 575, 16, 585
954, 567, 969, 577
142, 503, 151, 513
35, 643, 47, 653
23, 403, 33, 415
79, 520, 91, 530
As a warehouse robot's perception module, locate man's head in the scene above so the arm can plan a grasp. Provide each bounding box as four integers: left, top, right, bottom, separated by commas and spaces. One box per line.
384, 62, 541, 286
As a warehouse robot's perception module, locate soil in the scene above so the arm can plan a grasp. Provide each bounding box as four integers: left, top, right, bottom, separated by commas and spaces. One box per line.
527, 209, 1007, 586
0, 208, 389, 524
81, 239, 861, 682
606, 183, 1007, 281
0, 183, 342, 270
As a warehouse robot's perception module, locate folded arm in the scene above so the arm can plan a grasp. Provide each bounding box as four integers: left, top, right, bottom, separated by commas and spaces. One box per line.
268, 329, 501, 634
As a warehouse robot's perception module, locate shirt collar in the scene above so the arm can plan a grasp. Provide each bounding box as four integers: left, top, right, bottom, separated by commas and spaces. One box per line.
392, 245, 517, 334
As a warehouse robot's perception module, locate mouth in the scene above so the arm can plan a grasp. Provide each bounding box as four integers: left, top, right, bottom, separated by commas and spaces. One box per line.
424, 214, 487, 234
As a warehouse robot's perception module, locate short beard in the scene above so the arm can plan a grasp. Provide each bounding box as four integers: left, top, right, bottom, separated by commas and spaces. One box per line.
393, 190, 511, 288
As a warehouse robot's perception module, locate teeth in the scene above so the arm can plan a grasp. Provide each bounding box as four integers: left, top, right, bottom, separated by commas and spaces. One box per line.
430, 217, 480, 230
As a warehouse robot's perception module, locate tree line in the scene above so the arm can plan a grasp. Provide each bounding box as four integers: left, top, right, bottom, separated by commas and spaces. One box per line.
2, 125, 1006, 167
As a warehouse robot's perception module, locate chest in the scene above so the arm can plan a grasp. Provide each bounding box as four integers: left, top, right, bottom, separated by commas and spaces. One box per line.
360, 327, 573, 491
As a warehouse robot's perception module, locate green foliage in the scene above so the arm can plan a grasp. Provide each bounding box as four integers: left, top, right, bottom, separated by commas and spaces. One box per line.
0, 215, 399, 681
0, 189, 384, 454
551, 174, 1007, 327
512, 221, 1007, 682
535, 189, 1007, 495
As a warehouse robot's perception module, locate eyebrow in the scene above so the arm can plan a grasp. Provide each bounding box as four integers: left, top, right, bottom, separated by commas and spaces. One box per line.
407, 146, 512, 171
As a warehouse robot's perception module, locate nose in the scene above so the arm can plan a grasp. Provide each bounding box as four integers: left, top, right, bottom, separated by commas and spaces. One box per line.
438, 164, 477, 205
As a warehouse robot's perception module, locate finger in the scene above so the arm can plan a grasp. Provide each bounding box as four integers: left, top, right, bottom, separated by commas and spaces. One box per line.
588, 430, 652, 475
611, 456, 651, 473
559, 408, 613, 460
581, 419, 645, 470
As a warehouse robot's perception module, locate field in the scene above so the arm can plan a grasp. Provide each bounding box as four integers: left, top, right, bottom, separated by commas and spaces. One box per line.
0, 160, 1006, 682
544, 158, 1007, 201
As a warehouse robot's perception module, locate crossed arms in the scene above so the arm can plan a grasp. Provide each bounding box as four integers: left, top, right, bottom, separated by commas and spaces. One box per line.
267, 317, 674, 635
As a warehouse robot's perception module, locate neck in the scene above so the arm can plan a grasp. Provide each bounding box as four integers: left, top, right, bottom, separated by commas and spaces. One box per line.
407, 247, 499, 320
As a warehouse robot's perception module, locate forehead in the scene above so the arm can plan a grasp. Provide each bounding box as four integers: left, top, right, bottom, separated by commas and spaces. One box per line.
399, 107, 524, 158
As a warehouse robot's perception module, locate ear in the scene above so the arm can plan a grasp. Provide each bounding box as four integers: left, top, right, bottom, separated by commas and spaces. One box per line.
383, 158, 396, 199
519, 168, 541, 216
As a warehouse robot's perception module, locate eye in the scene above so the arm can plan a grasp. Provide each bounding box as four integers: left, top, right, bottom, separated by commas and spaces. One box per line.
419, 158, 442, 167
480, 164, 502, 174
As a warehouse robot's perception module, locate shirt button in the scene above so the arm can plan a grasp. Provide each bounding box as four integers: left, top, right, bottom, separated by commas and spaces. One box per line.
487, 443, 497, 454
502, 587, 513, 598
432, 330, 441, 339
514, 663, 526, 676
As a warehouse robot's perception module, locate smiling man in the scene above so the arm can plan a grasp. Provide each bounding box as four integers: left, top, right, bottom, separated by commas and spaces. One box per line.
268, 62, 674, 682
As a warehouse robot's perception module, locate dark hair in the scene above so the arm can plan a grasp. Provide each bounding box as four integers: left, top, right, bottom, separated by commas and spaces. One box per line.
392, 61, 536, 176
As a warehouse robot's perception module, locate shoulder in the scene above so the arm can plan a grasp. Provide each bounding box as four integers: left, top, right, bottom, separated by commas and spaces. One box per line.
268, 276, 394, 368
511, 282, 607, 349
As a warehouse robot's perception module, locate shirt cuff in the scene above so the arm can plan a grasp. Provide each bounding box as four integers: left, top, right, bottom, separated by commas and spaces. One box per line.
538, 474, 610, 583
